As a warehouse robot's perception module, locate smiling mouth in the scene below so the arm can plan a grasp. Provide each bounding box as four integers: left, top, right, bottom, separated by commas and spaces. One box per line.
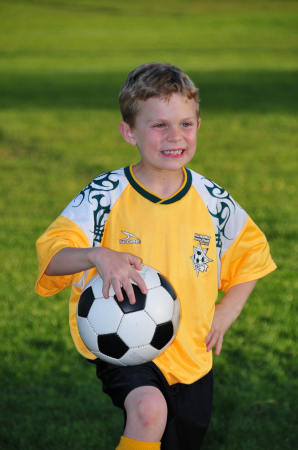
161, 149, 185, 156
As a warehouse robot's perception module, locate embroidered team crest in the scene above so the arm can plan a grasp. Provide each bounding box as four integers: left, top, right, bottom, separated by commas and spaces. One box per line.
191, 234, 213, 276
120, 231, 141, 244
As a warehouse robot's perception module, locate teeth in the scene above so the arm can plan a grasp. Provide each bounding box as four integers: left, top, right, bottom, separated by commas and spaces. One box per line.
162, 150, 183, 155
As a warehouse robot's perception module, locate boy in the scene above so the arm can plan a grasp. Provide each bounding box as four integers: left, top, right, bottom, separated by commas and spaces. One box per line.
36, 63, 276, 450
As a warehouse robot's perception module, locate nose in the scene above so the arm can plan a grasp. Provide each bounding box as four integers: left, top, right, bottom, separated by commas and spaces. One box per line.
166, 126, 182, 143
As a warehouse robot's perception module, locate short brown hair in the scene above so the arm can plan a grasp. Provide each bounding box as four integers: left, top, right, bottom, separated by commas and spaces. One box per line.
119, 63, 200, 128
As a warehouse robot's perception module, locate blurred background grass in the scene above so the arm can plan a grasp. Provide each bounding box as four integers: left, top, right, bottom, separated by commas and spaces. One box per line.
0, 0, 297, 449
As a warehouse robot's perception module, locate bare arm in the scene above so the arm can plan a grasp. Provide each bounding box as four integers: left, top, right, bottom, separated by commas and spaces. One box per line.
45, 247, 148, 304
205, 279, 258, 356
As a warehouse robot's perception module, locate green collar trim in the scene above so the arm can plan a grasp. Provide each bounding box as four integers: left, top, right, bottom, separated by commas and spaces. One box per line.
124, 166, 192, 205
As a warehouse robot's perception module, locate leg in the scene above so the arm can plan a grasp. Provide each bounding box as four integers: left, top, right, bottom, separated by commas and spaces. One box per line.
161, 370, 213, 450
90, 359, 174, 449
124, 386, 168, 442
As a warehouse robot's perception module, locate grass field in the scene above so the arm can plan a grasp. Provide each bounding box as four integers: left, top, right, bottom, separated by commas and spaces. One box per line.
0, 0, 297, 449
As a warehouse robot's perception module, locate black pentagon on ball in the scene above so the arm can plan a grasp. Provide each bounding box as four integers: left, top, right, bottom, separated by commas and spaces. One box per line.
150, 321, 174, 350
158, 273, 177, 300
97, 333, 129, 359
114, 284, 147, 313
77, 286, 95, 318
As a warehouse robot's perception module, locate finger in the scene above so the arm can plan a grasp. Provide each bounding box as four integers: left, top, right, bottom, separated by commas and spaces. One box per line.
102, 278, 111, 299
206, 330, 220, 352
130, 271, 148, 294
111, 279, 124, 302
205, 328, 214, 346
127, 253, 143, 271
215, 335, 223, 356
122, 279, 136, 305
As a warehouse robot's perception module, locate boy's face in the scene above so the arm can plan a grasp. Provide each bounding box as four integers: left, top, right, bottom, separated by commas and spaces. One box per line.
119, 94, 200, 174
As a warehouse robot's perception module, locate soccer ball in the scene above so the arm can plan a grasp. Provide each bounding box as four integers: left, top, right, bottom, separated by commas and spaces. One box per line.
76, 264, 180, 366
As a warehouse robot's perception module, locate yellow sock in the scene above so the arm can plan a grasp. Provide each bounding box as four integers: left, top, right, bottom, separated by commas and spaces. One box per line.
116, 436, 161, 450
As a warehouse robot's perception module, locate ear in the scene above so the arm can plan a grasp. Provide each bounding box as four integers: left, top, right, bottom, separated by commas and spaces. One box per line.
197, 118, 201, 131
119, 121, 137, 146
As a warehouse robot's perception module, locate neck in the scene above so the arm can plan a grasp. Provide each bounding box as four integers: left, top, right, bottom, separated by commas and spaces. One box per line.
132, 163, 185, 199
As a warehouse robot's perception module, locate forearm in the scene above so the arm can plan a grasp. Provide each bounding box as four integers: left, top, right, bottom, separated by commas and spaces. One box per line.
44, 247, 97, 276
44, 246, 147, 303
219, 279, 258, 320
206, 279, 258, 355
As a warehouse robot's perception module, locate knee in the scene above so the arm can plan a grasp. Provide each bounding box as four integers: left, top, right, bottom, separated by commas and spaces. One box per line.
137, 392, 167, 429
125, 387, 168, 431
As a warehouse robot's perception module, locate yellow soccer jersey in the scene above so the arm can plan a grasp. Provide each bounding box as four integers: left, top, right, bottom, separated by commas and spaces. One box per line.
36, 166, 276, 385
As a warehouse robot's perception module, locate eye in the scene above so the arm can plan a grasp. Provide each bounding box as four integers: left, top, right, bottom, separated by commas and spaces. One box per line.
154, 123, 166, 128
181, 122, 192, 127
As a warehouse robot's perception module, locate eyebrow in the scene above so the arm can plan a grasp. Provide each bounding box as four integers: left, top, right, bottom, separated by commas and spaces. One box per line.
146, 116, 196, 124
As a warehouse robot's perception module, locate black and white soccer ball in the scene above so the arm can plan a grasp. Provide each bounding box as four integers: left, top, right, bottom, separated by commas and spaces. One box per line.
76, 264, 180, 366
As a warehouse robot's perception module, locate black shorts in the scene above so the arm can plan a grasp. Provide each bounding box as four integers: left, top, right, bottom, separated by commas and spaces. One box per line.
89, 359, 213, 450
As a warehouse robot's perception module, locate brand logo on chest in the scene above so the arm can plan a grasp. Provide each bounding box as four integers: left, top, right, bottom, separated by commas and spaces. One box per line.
119, 231, 141, 244
191, 234, 213, 276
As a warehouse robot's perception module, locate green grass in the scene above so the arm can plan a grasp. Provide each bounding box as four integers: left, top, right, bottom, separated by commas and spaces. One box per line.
0, 0, 297, 449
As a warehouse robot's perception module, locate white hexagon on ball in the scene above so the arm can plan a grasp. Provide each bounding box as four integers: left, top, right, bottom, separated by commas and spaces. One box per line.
89, 274, 115, 299
118, 311, 156, 348
88, 298, 123, 335
145, 286, 174, 324
131, 264, 161, 290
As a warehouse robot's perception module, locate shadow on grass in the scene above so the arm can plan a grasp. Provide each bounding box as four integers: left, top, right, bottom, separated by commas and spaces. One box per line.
0, 360, 123, 450
0, 70, 297, 113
